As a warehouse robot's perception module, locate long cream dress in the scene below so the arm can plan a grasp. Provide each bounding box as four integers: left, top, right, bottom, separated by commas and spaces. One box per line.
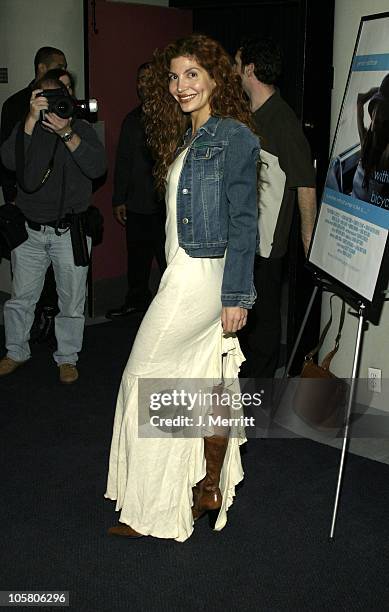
105, 150, 246, 542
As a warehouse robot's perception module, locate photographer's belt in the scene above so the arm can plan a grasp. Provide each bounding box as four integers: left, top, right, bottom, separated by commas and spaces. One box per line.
26, 218, 71, 231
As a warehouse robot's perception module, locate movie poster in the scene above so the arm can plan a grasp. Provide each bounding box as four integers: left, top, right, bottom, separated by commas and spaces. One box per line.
309, 13, 389, 302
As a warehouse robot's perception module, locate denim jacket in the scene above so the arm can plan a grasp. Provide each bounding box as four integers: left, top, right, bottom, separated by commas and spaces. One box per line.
176, 116, 260, 308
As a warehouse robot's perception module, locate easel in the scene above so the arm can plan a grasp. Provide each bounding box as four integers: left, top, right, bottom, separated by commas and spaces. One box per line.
285, 10, 389, 540
282, 274, 368, 539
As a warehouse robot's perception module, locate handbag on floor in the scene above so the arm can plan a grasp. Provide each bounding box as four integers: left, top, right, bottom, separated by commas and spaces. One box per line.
292, 295, 349, 430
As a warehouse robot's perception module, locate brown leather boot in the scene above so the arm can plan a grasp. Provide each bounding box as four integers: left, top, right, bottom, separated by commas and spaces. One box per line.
108, 523, 144, 538
192, 484, 203, 520
192, 435, 229, 522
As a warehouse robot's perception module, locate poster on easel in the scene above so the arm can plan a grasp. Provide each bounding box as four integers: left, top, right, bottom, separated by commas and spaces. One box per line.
308, 12, 389, 305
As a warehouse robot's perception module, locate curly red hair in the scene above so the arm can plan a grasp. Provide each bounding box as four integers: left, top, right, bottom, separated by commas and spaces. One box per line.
142, 34, 257, 194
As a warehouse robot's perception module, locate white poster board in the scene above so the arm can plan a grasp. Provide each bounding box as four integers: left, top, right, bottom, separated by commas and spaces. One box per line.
308, 12, 389, 305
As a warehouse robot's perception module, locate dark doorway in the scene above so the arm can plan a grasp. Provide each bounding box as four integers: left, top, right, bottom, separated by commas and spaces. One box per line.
85, 0, 192, 287
170, 0, 335, 372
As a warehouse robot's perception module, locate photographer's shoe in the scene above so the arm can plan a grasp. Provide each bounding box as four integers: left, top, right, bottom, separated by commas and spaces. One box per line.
59, 363, 78, 384
0, 356, 27, 377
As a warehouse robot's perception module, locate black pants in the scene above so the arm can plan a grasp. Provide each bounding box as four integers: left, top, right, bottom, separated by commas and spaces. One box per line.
125, 210, 166, 307
239, 256, 283, 379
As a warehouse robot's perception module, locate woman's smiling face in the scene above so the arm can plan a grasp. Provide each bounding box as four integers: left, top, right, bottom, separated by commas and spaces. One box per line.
168, 56, 215, 127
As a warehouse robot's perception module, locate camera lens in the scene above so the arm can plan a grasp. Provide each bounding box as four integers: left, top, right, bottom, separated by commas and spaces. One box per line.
53, 97, 73, 119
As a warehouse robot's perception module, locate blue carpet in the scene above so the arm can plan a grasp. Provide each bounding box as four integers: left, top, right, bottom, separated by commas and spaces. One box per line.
0, 319, 389, 611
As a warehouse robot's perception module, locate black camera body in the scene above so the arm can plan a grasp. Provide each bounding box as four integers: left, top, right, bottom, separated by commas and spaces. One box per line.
37, 89, 98, 121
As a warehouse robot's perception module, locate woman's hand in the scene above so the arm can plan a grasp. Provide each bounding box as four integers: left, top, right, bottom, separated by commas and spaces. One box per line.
221, 306, 248, 333
357, 87, 379, 107
356, 87, 379, 146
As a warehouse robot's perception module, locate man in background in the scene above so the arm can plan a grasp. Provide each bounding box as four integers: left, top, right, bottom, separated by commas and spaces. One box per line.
106, 63, 166, 319
234, 37, 317, 380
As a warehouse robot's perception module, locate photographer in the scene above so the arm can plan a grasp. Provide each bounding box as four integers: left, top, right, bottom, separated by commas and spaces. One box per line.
0, 76, 106, 383
0, 47, 67, 204
0, 47, 68, 342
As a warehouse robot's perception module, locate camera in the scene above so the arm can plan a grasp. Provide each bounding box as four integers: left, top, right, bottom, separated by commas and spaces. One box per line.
37, 89, 98, 121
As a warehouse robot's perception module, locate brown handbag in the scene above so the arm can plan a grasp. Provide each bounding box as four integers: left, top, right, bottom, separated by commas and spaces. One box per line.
293, 296, 349, 430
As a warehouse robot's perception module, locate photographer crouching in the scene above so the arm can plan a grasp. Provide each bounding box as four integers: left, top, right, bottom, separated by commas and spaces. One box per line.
0, 75, 106, 383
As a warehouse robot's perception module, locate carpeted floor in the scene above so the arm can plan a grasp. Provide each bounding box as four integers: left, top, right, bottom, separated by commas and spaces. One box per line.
1, 318, 389, 612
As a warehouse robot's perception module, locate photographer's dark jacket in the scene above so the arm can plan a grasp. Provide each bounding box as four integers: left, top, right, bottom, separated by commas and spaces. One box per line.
0, 119, 106, 223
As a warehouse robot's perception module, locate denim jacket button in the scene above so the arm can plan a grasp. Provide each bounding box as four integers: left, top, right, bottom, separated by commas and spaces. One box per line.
182, 188, 189, 194
182, 217, 189, 224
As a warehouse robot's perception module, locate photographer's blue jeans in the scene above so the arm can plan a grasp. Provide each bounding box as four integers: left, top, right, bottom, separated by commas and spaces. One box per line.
4, 224, 91, 365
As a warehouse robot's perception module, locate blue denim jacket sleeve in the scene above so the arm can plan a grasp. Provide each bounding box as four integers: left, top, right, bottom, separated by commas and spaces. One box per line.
221, 125, 259, 308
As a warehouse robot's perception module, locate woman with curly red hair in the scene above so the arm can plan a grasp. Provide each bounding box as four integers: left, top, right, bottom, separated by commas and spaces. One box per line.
105, 34, 260, 541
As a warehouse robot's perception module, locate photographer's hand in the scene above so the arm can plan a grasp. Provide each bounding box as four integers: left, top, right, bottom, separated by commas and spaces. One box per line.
25, 89, 47, 134
43, 113, 81, 152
